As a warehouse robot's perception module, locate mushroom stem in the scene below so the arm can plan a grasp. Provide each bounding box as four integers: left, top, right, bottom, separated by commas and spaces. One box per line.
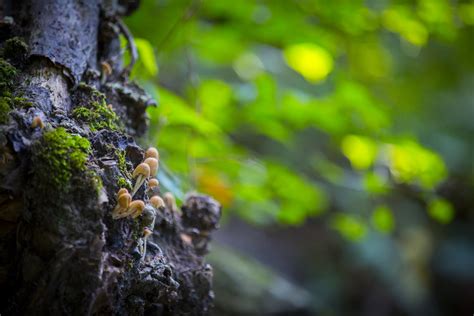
132, 174, 147, 196
112, 191, 131, 219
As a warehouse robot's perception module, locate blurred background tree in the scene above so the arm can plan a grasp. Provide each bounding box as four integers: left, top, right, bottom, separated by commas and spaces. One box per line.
125, 0, 473, 315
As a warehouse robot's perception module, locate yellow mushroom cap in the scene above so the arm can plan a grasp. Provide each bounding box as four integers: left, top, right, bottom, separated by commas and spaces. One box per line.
145, 147, 159, 160
163, 192, 176, 211
117, 188, 129, 197
132, 163, 150, 179
117, 192, 131, 208
31, 116, 44, 129
180, 233, 192, 245
143, 228, 152, 238
148, 178, 159, 188
143, 158, 159, 177
101, 61, 112, 75
150, 195, 165, 209
129, 200, 145, 215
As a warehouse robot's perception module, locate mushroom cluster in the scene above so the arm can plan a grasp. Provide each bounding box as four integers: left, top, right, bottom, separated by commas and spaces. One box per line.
132, 147, 159, 197
112, 147, 160, 220
112, 146, 183, 258
111, 188, 144, 219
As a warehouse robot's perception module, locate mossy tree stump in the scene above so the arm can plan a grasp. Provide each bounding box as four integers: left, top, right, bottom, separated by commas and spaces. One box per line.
0, 1, 220, 315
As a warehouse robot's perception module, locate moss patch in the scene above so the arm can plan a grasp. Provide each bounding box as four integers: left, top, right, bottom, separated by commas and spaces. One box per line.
0, 58, 17, 92
115, 149, 129, 175
92, 173, 104, 194
33, 128, 91, 190
117, 177, 131, 190
0, 59, 18, 123
0, 95, 34, 124
72, 83, 121, 132
1, 37, 29, 65
12, 96, 33, 109
0, 97, 11, 124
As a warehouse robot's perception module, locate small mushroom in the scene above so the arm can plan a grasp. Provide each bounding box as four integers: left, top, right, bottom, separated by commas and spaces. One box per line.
143, 227, 152, 238
180, 233, 193, 245
145, 147, 159, 160
163, 192, 178, 213
148, 178, 159, 188
100, 61, 113, 84
131, 163, 151, 196
117, 192, 131, 207
101, 61, 113, 76
144, 157, 159, 177
130, 200, 146, 218
147, 179, 160, 197
116, 200, 145, 219
31, 116, 44, 129
112, 192, 131, 219
117, 188, 129, 197
150, 195, 165, 209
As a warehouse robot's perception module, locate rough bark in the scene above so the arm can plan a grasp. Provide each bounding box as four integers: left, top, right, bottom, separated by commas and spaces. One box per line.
0, 1, 220, 315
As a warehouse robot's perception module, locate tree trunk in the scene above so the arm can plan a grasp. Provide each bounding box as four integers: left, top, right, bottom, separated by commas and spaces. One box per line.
0, 1, 220, 315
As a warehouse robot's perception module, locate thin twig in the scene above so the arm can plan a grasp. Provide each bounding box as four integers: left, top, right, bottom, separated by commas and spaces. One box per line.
115, 17, 138, 79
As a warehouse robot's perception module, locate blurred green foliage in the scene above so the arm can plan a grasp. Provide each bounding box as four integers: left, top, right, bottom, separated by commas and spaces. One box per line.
126, 0, 473, 240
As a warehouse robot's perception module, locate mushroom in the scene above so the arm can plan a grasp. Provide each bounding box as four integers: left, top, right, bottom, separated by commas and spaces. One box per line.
143, 227, 152, 238
180, 233, 193, 245
163, 192, 178, 213
100, 61, 113, 84
116, 200, 145, 219
144, 157, 159, 177
145, 147, 159, 160
117, 188, 129, 197
131, 163, 150, 196
130, 200, 146, 218
150, 195, 165, 209
31, 116, 44, 129
148, 178, 159, 188
112, 192, 131, 219
101, 61, 112, 76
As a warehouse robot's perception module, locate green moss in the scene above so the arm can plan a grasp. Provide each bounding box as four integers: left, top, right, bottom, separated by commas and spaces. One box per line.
33, 128, 91, 190
77, 82, 104, 99
72, 84, 121, 132
117, 177, 131, 190
72, 102, 121, 131
93, 173, 104, 194
0, 59, 27, 123
115, 149, 129, 174
1, 37, 28, 64
0, 95, 33, 124
0, 58, 17, 92
0, 97, 11, 124
12, 96, 33, 108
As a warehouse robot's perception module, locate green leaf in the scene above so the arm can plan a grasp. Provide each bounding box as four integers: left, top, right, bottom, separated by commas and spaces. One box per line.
371, 205, 395, 233
341, 135, 378, 170
283, 43, 334, 83
332, 214, 367, 242
386, 140, 447, 189
135, 38, 158, 76
363, 171, 389, 195
427, 198, 454, 224
156, 87, 222, 136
